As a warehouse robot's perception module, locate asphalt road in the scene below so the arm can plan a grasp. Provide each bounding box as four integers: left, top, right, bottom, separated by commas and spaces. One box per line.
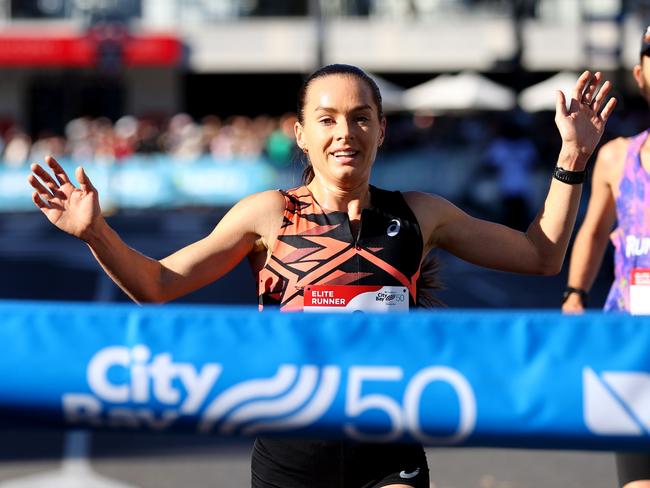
0, 431, 618, 488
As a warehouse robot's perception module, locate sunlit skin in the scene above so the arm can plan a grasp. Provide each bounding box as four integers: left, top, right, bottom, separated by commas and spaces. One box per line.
295, 75, 385, 214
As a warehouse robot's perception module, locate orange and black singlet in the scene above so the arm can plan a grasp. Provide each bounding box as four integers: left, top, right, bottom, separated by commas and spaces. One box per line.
258, 185, 424, 311
252, 185, 430, 488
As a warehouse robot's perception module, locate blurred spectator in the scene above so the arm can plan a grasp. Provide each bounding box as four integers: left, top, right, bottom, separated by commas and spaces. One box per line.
481, 118, 539, 230
163, 113, 204, 161
265, 113, 298, 167
65, 117, 94, 162
251, 115, 277, 156
209, 115, 270, 159
29, 131, 65, 163
135, 117, 164, 154
92, 117, 118, 165
230, 115, 261, 157
113, 115, 138, 160
210, 123, 237, 158
2, 127, 31, 168
201, 115, 222, 154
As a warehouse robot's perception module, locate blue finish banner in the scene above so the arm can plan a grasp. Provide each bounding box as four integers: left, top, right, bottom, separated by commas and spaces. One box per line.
1, 300, 650, 450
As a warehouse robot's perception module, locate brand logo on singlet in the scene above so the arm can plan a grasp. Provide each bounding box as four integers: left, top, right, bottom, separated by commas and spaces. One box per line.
399, 468, 420, 479
626, 235, 650, 258
387, 219, 401, 237
376, 291, 405, 303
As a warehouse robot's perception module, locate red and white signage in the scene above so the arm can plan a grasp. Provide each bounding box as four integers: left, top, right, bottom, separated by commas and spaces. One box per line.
304, 285, 409, 313
0, 31, 182, 67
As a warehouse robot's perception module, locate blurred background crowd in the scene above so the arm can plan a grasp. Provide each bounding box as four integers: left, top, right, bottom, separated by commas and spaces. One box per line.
0, 112, 300, 167
1, 106, 645, 166
2, 104, 648, 229
1, 0, 649, 222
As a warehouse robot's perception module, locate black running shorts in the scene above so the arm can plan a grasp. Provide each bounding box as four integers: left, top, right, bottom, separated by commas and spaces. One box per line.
616, 452, 650, 487
251, 437, 429, 488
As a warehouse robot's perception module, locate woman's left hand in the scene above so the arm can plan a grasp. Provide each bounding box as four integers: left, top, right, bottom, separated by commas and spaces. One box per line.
554, 70, 617, 170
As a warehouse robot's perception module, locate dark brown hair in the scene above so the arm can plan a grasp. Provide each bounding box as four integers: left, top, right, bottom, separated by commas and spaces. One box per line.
416, 251, 445, 308
297, 64, 384, 184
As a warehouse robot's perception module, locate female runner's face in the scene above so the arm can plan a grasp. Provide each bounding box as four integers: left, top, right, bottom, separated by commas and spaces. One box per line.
295, 74, 386, 188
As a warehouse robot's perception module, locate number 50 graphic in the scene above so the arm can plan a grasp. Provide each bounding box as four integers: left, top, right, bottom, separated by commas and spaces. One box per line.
345, 366, 476, 444
198, 364, 476, 444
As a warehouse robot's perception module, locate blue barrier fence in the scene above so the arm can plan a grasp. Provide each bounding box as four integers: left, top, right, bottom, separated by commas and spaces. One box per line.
1, 300, 649, 449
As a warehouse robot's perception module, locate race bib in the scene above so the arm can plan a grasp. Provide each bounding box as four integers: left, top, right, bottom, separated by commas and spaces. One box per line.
630, 269, 650, 315
304, 285, 409, 313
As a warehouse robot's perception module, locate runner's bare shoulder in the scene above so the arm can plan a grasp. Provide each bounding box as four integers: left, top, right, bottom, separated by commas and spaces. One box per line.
593, 136, 629, 184
234, 189, 287, 251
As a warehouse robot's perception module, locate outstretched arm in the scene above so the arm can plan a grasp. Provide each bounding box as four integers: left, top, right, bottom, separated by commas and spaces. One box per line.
28, 157, 284, 303
408, 71, 617, 275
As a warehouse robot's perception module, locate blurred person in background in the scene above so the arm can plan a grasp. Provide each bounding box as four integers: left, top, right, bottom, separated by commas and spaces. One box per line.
29, 131, 66, 164
265, 112, 299, 167
209, 120, 237, 158
134, 116, 164, 154
65, 117, 95, 162
251, 114, 277, 157
91, 116, 119, 165
562, 26, 650, 488
112, 115, 138, 160
230, 115, 265, 157
2, 126, 31, 168
481, 117, 539, 230
29, 64, 613, 488
201, 114, 223, 157
163, 112, 204, 161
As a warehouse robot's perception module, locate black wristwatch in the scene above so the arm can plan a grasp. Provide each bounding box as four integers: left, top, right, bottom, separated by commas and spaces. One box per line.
553, 165, 587, 185
562, 286, 589, 306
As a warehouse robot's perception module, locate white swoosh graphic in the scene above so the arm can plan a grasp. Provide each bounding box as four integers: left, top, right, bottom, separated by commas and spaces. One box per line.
243, 366, 340, 435
220, 366, 318, 434
198, 365, 297, 433
400, 468, 420, 479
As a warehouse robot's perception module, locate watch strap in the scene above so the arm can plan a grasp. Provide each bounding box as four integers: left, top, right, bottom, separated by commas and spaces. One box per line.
562, 286, 589, 306
553, 165, 587, 185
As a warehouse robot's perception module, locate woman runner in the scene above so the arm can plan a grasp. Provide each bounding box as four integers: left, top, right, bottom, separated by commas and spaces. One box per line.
29, 64, 615, 488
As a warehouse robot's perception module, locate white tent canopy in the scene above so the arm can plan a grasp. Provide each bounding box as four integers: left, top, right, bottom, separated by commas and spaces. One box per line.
369, 73, 406, 113
402, 72, 516, 112
518, 72, 579, 112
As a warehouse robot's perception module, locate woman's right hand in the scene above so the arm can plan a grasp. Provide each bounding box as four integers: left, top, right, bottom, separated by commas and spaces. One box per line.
28, 156, 103, 241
